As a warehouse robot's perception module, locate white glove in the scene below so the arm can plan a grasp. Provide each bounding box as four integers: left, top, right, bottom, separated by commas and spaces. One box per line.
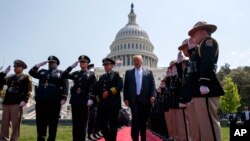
4, 65, 11, 74
19, 101, 27, 107
0, 66, 3, 71
179, 103, 186, 108
200, 85, 210, 95
36, 61, 48, 68
166, 69, 171, 77
177, 51, 183, 63
87, 99, 93, 106
71, 61, 79, 68
60, 99, 66, 105
188, 38, 197, 49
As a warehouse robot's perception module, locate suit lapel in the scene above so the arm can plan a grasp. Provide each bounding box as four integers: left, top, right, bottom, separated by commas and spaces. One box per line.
131, 68, 136, 86
131, 68, 138, 94
141, 68, 147, 90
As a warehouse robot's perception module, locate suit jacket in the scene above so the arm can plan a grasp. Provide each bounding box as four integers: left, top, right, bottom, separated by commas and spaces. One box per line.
123, 68, 156, 107
241, 111, 250, 124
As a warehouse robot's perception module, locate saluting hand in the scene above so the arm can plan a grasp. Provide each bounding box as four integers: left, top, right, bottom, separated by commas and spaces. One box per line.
166, 69, 171, 77
4, 65, 11, 74
188, 37, 197, 49
177, 51, 183, 63
36, 61, 48, 68
102, 91, 109, 99
71, 61, 79, 68
0, 66, 3, 71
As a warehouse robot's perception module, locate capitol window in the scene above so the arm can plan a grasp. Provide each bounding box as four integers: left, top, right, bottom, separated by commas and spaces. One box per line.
124, 44, 126, 49
132, 44, 134, 49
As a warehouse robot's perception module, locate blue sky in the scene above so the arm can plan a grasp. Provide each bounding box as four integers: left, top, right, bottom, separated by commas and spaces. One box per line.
0, 0, 249, 74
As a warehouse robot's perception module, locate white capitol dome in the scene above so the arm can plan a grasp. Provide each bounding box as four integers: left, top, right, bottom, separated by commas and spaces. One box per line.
107, 4, 158, 68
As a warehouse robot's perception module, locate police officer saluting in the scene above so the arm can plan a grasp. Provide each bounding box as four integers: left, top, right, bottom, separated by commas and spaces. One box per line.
29, 56, 69, 141
0, 60, 32, 141
61, 55, 97, 141
95, 58, 123, 141
184, 21, 225, 141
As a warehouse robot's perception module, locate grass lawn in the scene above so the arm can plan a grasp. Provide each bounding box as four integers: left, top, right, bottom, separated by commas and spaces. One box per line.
20, 125, 72, 141
19, 125, 230, 141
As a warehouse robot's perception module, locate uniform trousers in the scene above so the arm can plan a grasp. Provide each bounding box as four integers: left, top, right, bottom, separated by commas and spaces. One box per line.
164, 109, 177, 140
35, 101, 61, 141
71, 104, 88, 141
97, 106, 119, 141
185, 101, 200, 141
193, 97, 221, 141
0, 104, 22, 141
175, 108, 188, 141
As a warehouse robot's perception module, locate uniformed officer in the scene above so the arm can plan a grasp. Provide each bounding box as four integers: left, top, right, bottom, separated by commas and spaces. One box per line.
95, 58, 123, 141
165, 61, 181, 141
185, 21, 225, 141
29, 56, 69, 141
178, 39, 200, 141
163, 68, 175, 140
86, 63, 101, 140
0, 60, 32, 141
61, 55, 97, 141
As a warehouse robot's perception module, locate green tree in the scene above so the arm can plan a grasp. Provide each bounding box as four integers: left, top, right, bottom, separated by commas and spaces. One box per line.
228, 67, 250, 107
217, 63, 231, 82
220, 77, 241, 113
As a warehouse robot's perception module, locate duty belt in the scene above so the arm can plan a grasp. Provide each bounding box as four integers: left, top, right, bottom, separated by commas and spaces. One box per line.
42, 83, 56, 88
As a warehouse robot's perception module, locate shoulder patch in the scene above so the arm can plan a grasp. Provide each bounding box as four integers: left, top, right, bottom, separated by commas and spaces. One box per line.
206, 39, 213, 46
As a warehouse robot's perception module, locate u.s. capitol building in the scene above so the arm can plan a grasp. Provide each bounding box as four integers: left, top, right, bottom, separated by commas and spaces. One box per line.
95, 4, 167, 87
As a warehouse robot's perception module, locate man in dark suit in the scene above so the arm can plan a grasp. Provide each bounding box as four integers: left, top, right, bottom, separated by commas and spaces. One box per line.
241, 106, 250, 126
123, 55, 156, 141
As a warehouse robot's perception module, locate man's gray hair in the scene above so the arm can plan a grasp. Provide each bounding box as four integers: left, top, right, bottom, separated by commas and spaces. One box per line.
132, 55, 143, 61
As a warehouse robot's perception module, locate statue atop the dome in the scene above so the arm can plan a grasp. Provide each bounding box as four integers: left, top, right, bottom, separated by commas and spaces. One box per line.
131, 3, 134, 12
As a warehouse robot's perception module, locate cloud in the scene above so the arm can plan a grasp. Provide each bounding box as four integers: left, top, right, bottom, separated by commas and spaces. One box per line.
222, 49, 250, 68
